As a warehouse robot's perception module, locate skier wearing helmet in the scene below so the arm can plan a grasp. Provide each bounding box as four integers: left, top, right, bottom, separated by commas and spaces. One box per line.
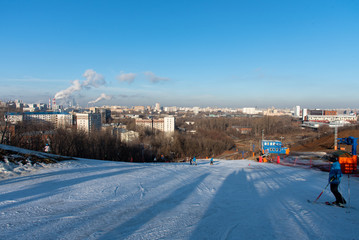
329, 157, 346, 207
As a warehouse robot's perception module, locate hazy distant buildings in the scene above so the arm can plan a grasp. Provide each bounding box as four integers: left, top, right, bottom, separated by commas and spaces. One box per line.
15, 100, 24, 109
4, 98, 358, 134
193, 107, 200, 115
242, 108, 258, 115
163, 106, 177, 112
23, 104, 40, 112
133, 106, 146, 113
263, 107, 292, 116
68, 98, 77, 108
155, 103, 161, 112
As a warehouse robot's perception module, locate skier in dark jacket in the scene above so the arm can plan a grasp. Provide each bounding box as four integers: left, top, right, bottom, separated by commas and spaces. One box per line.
329, 158, 346, 206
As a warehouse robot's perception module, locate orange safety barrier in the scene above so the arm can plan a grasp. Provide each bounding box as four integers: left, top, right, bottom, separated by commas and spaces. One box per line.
339, 156, 357, 174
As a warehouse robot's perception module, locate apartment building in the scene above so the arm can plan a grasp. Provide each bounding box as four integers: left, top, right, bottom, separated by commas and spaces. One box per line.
75, 112, 102, 132
135, 116, 175, 133
302, 109, 357, 123
306, 114, 357, 123
5, 112, 73, 128
163, 116, 175, 133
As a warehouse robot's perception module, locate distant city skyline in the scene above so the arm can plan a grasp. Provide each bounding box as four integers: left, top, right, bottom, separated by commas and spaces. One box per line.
1, 1, 359, 109
4, 99, 359, 114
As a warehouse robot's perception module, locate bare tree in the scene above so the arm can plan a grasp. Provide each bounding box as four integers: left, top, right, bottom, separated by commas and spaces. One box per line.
0, 113, 10, 144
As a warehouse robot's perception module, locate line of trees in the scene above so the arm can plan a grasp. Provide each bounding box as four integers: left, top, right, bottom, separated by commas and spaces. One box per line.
191, 116, 302, 137
1, 121, 235, 162
2, 114, 331, 162
137, 128, 234, 160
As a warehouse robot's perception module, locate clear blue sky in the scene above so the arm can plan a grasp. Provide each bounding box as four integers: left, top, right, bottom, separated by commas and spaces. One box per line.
1, 0, 358, 108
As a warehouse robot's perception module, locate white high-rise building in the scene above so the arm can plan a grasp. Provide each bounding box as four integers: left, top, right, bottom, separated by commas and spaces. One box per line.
294, 106, 301, 117
155, 103, 161, 112
164, 116, 175, 133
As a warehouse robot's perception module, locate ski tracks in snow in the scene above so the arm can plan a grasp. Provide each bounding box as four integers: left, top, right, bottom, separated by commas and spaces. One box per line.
1, 159, 359, 240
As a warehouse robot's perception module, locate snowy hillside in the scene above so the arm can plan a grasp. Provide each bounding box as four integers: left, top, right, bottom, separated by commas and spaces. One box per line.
1, 147, 359, 239
0, 144, 73, 179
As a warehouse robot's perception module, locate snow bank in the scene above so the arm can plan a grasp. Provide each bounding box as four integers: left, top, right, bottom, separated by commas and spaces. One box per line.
0, 156, 48, 179
0, 144, 73, 179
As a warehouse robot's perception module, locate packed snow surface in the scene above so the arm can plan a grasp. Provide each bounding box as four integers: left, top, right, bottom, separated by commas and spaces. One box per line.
1, 157, 359, 240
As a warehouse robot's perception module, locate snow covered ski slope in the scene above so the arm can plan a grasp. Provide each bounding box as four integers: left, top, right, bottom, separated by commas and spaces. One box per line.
1, 158, 359, 240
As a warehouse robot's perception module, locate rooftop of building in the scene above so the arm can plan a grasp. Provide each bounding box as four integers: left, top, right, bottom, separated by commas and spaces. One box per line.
6, 112, 70, 115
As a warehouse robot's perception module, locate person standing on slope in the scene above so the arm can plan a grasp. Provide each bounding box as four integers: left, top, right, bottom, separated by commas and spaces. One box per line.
44, 143, 50, 153
329, 157, 346, 206
193, 156, 197, 165
210, 157, 214, 165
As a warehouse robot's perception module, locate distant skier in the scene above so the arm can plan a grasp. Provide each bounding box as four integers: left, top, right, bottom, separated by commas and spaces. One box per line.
44, 143, 50, 153
193, 156, 197, 165
210, 157, 214, 165
329, 157, 346, 206
189, 157, 192, 165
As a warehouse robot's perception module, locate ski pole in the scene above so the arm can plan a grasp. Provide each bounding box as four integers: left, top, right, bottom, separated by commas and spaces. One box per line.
314, 178, 333, 203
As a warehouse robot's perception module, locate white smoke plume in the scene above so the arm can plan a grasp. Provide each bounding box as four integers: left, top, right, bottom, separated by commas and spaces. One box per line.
54, 69, 106, 100
82, 69, 105, 88
144, 71, 170, 83
88, 93, 112, 104
117, 72, 137, 83
54, 80, 82, 100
